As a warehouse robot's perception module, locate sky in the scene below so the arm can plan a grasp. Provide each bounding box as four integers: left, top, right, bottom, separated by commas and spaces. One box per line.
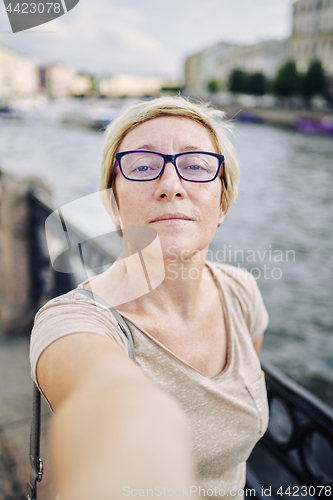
0, 0, 296, 77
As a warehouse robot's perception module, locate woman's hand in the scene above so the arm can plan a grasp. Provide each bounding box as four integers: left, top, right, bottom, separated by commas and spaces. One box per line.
37, 333, 197, 500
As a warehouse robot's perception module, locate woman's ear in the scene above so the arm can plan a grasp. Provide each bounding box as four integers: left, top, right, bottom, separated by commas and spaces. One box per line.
218, 196, 227, 228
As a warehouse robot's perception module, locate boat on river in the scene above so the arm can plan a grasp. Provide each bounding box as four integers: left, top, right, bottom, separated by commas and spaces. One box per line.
61, 104, 120, 131
294, 117, 333, 135
0, 104, 24, 119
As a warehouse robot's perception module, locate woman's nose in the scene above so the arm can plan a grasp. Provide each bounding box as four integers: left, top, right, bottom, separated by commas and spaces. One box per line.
154, 162, 186, 200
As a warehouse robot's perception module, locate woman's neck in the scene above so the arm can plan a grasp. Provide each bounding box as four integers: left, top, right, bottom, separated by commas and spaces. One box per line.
84, 236, 214, 321
117, 247, 213, 321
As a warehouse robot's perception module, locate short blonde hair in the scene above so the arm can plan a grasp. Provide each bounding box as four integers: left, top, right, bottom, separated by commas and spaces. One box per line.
100, 96, 240, 212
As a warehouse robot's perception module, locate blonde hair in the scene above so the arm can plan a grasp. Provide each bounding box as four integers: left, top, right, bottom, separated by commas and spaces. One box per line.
100, 96, 240, 212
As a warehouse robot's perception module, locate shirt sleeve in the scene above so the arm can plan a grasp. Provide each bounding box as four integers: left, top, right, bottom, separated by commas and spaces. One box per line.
29, 290, 130, 388
211, 262, 269, 343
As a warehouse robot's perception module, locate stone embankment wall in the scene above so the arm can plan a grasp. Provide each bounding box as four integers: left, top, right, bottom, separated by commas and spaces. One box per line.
222, 106, 333, 128
0, 171, 35, 335
0, 171, 53, 499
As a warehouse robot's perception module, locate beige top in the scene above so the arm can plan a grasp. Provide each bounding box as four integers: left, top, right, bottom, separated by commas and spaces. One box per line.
30, 262, 269, 499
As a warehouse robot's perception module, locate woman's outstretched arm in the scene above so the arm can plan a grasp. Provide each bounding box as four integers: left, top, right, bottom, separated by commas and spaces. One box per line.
37, 333, 197, 500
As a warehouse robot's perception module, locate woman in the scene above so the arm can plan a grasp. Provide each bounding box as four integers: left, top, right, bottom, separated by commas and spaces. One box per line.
30, 96, 269, 500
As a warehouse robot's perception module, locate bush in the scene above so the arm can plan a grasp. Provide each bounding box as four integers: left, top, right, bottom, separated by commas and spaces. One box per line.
160, 86, 184, 94
206, 79, 221, 94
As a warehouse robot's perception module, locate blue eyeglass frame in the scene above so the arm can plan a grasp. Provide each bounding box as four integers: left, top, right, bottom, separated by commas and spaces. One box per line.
111, 150, 225, 184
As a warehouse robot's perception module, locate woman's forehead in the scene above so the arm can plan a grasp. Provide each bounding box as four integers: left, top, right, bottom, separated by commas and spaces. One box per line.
119, 116, 217, 153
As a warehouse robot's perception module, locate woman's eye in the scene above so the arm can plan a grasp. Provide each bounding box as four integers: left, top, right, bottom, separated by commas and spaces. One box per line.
183, 164, 207, 171
130, 163, 159, 173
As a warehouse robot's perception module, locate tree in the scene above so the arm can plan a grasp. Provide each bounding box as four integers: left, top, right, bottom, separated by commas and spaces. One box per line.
229, 69, 268, 95
272, 60, 300, 97
206, 79, 221, 94
228, 69, 247, 93
299, 60, 327, 100
247, 72, 267, 96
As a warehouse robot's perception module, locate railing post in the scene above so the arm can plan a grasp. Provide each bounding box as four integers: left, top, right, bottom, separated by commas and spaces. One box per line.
0, 170, 50, 335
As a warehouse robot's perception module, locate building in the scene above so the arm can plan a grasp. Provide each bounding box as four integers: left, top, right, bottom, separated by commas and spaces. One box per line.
288, 0, 333, 74
0, 44, 39, 99
185, 42, 239, 94
69, 73, 93, 96
216, 40, 287, 79
42, 63, 77, 98
98, 74, 181, 97
185, 40, 287, 95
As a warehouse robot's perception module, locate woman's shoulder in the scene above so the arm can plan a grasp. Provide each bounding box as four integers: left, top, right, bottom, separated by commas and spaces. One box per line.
206, 261, 269, 341
33, 287, 109, 319
30, 288, 130, 375
32, 286, 128, 342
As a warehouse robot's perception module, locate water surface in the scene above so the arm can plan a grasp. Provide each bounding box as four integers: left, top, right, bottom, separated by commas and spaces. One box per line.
1, 107, 332, 406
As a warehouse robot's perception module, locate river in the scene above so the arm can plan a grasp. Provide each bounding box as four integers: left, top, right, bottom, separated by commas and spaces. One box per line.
1, 100, 332, 407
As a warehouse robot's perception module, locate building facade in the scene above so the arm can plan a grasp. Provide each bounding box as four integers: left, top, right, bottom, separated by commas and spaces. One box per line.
185, 42, 239, 94
185, 40, 287, 95
42, 63, 77, 98
0, 45, 39, 99
98, 74, 181, 97
288, 0, 333, 74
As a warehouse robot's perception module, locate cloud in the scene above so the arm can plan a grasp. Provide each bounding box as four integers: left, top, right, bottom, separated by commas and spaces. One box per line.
160, 0, 294, 54
0, 0, 295, 76
114, 23, 160, 53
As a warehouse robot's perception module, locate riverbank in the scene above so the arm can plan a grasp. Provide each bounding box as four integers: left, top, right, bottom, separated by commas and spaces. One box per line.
0, 114, 332, 410
223, 105, 333, 130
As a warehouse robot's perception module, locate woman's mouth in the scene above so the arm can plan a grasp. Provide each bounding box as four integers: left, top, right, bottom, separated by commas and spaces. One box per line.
150, 213, 193, 224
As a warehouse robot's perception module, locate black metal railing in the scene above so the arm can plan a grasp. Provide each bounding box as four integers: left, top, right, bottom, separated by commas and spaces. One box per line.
28, 189, 333, 499
246, 362, 333, 498
28, 188, 118, 307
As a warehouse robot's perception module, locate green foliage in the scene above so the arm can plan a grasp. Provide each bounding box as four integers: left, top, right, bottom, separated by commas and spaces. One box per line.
206, 79, 221, 94
227, 59, 327, 101
160, 86, 184, 94
228, 69, 267, 95
91, 77, 98, 92
247, 72, 267, 96
272, 60, 300, 97
299, 60, 327, 99
228, 69, 247, 93
272, 59, 327, 100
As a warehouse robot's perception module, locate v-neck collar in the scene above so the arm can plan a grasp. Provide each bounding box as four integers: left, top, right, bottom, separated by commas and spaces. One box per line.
78, 261, 232, 381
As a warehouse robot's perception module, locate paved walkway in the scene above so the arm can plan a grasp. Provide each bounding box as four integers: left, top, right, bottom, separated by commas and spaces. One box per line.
0, 329, 53, 500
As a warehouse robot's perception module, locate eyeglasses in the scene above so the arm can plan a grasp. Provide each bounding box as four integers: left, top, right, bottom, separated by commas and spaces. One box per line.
113, 150, 225, 183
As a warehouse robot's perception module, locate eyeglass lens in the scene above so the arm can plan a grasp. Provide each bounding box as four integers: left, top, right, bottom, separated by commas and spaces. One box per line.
120, 152, 219, 181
